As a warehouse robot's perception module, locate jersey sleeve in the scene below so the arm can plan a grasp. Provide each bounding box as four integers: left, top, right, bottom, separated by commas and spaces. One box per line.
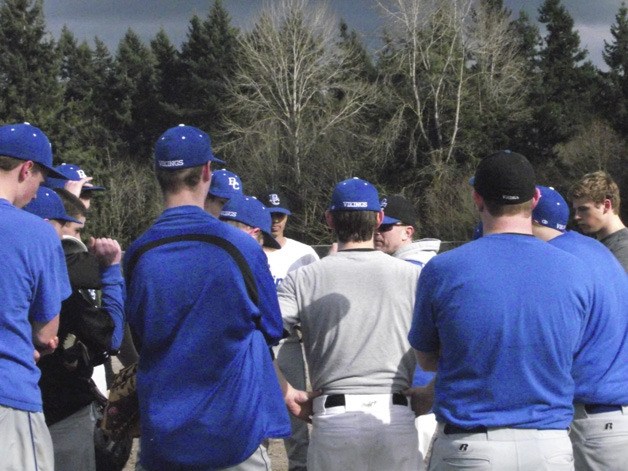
29, 229, 71, 324
276, 269, 300, 333
100, 264, 126, 351
249, 247, 284, 345
408, 261, 440, 353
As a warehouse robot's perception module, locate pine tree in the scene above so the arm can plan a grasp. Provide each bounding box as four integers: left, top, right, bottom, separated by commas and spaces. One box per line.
603, 2, 628, 136
151, 28, 182, 129
530, 0, 600, 161
113, 29, 159, 160
179, 0, 240, 133
0, 0, 62, 125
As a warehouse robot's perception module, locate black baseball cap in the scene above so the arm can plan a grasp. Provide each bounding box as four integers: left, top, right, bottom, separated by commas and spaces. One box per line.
260, 190, 291, 215
473, 150, 535, 204
380, 195, 417, 226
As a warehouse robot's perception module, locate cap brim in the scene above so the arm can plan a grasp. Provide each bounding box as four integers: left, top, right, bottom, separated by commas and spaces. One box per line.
210, 155, 226, 165
57, 215, 83, 224
269, 208, 292, 216
80, 185, 106, 193
44, 166, 70, 180
262, 231, 281, 249
382, 216, 401, 225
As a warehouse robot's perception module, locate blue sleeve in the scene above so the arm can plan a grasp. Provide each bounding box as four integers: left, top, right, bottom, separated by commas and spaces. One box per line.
100, 264, 126, 351
250, 248, 284, 346
30, 229, 71, 323
408, 262, 440, 352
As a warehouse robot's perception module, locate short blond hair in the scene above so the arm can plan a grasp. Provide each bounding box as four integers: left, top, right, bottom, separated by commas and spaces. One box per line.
571, 171, 621, 214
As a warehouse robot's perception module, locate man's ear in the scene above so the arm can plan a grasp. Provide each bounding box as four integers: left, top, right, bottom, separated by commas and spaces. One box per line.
403, 225, 415, 241
325, 210, 334, 230
472, 190, 484, 212
202, 161, 212, 183
18, 160, 35, 181
602, 198, 613, 213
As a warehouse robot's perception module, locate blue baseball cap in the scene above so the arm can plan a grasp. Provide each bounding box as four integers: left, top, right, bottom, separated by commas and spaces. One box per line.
329, 177, 380, 212
0, 123, 67, 179
220, 195, 281, 249
260, 190, 292, 216
155, 124, 225, 170
44, 163, 106, 192
533, 186, 569, 232
209, 169, 243, 199
23, 187, 82, 224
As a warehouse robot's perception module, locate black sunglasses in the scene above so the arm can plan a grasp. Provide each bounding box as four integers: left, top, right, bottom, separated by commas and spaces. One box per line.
377, 223, 404, 233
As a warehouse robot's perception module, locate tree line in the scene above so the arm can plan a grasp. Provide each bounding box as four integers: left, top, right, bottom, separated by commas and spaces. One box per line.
1, 0, 627, 246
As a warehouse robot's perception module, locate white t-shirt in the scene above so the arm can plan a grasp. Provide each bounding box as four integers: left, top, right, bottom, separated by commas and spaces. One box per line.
265, 237, 320, 288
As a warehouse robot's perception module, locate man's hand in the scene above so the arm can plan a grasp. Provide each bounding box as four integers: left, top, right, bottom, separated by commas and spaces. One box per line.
33, 336, 59, 363
64, 176, 93, 198
284, 384, 321, 423
89, 237, 122, 266
403, 381, 435, 417
274, 361, 321, 423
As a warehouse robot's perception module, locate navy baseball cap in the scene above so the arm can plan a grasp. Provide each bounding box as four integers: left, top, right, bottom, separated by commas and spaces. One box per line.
0, 123, 67, 179
473, 150, 535, 204
44, 163, 106, 192
209, 169, 243, 199
23, 187, 82, 224
329, 177, 380, 212
380, 195, 417, 226
533, 186, 569, 232
220, 195, 281, 249
260, 190, 292, 216
155, 124, 225, 170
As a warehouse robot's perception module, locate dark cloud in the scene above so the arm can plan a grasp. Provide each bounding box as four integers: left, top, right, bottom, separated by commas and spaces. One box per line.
43, 0, 623, 66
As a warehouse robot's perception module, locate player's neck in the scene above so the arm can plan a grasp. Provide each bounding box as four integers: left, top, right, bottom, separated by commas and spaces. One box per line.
337, 239, 374, 251
596, 216, 625, 240
482, 214, 533, 236
163, 186, 208, 210
0, 172, 19, 205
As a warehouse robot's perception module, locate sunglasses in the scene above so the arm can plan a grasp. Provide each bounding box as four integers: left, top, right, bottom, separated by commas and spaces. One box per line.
378, 223, 404, 233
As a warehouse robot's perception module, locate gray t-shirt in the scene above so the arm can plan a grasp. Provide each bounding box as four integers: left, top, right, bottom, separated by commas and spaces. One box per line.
601, 227, 628, 273
278, 250, 420, 395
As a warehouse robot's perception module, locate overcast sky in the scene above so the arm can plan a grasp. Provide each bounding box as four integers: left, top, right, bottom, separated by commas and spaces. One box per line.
42, 0, 624, 69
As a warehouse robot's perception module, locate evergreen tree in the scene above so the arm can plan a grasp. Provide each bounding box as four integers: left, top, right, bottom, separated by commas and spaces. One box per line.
113, 29, 159, 160
151, 28, 182, 129
337, 20, 377, 83
179, 0, 240, 133
530, 0, 600, 162
603, 2, 628, 136
0, 0, 62, 126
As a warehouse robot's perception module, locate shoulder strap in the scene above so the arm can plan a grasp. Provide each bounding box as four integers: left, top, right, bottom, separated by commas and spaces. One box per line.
125, 234, 259, 307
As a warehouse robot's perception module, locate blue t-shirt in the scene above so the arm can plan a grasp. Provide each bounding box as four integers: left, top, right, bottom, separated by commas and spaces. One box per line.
125, 206, 290, 470
0, 199, 70, 412
409, 233, 593, 430
549, 231, 628, 405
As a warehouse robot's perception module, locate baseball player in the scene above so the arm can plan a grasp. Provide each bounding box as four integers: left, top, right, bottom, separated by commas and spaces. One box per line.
409, 151, 594, 470
571, 171, 628, 271
45, 162, 106, 210
277, 177, 421, 471
219, 194, 281, 250
259, 189, 319, 471
532, 185, 628, 470
125, 125, 290, 470
376, 194, 441, 268
205, 168, 243, 217
24, 186, 125, 471
0, 122, 71, 471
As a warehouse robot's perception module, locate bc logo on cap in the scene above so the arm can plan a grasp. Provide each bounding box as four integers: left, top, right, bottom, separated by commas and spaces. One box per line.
228, 177, 240, 190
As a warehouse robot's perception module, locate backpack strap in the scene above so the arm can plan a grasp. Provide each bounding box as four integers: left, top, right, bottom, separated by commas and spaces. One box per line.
125, 233, 259, 306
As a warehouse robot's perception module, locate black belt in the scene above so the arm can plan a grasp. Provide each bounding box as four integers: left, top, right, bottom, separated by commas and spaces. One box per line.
584, 404, 623, 414
324, 393, 408, 408
444, 424, 488, 435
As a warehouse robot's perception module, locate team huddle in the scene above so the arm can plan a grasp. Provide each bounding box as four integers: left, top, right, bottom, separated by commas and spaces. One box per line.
0, 122, 627, 471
